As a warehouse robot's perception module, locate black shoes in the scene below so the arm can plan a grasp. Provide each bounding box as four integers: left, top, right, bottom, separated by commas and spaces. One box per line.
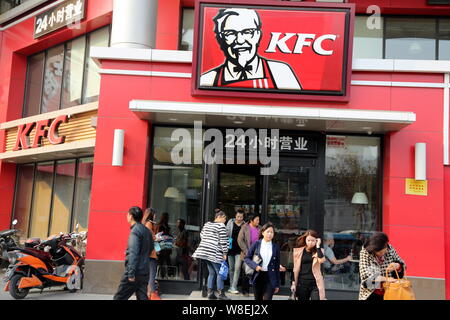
207, 288, 218, 300
218, 290, 231, 300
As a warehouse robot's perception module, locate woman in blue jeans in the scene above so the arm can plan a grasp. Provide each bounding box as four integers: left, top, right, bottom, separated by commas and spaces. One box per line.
193, 211, 231, 300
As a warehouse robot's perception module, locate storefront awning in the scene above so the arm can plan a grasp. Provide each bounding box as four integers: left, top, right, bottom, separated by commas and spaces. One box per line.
129, 100, 416, 134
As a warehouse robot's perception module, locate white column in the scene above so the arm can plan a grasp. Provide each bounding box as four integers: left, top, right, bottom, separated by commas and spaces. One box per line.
111, 0, 158, 49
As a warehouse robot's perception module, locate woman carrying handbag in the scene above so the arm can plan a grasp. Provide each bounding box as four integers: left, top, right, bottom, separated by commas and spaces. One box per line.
244, 223, 281, 301
192, 211, 231, 300
359, 232, 411, 300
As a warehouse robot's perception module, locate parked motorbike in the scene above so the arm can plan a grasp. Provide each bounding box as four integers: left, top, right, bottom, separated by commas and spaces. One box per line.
0, 220, 20, 269
3, 231, 85, 299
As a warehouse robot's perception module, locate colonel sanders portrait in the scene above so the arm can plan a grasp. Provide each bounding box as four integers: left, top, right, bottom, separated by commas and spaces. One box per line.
200, 8, 302, 90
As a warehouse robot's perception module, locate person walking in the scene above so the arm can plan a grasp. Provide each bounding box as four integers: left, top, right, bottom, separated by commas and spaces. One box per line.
192, 211, 231, 300
244, 222, 281, 300
113, 206, 153, 300
142, 207, 161, 300
226, 209, 245, 294
359, 232, 406, 301
290, 230, 326, 300
237, 214, 261, 296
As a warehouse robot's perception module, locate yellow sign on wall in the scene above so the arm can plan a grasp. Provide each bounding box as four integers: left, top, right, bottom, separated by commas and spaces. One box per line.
405, 179, 428, 196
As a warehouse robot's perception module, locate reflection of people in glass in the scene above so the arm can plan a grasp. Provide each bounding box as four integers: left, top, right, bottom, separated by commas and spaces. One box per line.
200, 8, 301, 90
237, 214, 261, 296
175, 219, 191, 280
359, 232, 406, 301
156, 212, 173, 279
323, 233, 352, 274
226, 209, 245, 294
291, 230, 326, 300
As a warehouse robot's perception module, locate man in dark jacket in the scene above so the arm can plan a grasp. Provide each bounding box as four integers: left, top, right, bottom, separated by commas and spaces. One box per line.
113, 206, 154, 300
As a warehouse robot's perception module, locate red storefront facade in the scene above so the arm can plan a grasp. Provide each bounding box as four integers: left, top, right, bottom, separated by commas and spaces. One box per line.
1, 0, 450, 299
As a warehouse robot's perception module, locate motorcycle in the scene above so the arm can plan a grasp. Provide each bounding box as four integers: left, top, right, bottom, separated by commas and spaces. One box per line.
0, 220, 20, 269
3, 231, 85, 299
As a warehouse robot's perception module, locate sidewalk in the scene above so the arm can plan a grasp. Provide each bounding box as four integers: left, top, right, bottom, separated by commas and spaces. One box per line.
0, 287, 290, 300
0, 270, 290, 300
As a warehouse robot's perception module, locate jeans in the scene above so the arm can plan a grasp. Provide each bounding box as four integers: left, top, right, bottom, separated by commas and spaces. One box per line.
157, 249, 172, 278
228, 254, 242, 290
148, 258, 157, 292
113, 274, 149, 300
206, 260, 224, 291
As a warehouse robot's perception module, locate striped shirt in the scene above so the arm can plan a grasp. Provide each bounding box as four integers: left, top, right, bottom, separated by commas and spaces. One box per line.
192, 222, 229, 264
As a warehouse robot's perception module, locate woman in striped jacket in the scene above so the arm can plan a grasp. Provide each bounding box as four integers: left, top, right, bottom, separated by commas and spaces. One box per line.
192, 211, 230, 300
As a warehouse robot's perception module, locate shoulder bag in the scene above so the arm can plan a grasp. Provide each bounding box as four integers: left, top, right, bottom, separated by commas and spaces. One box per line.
383, 268, 416, 300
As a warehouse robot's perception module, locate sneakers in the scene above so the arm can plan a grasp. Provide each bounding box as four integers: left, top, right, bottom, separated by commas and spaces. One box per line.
228, 287, 239, 294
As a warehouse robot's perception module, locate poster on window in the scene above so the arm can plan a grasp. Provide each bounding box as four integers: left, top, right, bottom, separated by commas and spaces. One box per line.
192, 0, 355, 101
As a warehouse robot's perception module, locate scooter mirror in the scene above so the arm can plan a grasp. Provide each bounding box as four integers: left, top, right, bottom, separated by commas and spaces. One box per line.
75, 224, 79, 232
12, 219, 18, 226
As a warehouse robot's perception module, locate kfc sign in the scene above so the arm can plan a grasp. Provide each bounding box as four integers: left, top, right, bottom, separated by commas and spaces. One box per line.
192, 0, 355, 101
13, 115, 68, 151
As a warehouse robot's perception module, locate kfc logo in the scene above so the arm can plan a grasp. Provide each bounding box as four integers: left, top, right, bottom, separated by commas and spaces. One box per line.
193, 1, 355, 102
200, 8, 301, 90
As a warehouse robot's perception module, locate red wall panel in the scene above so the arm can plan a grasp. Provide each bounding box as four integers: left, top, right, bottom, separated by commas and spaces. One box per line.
445, 167, 450, 299
156, 0, 181, 50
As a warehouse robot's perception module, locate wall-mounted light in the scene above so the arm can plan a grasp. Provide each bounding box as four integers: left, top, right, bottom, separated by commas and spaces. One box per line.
112, 129, 125, 166
415, 142, 426, 180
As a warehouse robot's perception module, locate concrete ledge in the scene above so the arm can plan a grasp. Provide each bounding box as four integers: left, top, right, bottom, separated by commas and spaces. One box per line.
408, 277, 446, 300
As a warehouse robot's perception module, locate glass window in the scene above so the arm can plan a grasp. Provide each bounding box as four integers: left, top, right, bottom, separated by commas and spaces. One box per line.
72, 157, 94, 232
12, 164, 34, 239
180, 8, 194, 51
150, 127, 204, 281
23, 53, 45, 117
324, 135, 381, 292
83, 27, 110, 104
29, 162, 54, 239
41, 45, 64, 114
49, 160, 76, 235
13, 158, 93, 240
353, 16, 384, 59
23, 26, 110, 116
385, 17, 436, 60
62, 36, 86, 108
438, 19, 450, 60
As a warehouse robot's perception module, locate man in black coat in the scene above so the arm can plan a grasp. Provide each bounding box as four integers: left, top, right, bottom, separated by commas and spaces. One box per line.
113, 206, 154, 300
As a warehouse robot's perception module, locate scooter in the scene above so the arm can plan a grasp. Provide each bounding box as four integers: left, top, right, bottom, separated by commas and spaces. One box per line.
3, 231, 85, 299
0, 220, 20, 269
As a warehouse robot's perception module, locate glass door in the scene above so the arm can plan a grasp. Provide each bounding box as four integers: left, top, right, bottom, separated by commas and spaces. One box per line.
266, 158, 320, 289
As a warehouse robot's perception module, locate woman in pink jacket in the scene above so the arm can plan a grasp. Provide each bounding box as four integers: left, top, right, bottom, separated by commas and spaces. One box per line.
290, 230, 326, 300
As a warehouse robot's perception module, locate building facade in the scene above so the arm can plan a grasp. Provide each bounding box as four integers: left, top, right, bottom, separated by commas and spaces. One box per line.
0, 0, 449, 300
